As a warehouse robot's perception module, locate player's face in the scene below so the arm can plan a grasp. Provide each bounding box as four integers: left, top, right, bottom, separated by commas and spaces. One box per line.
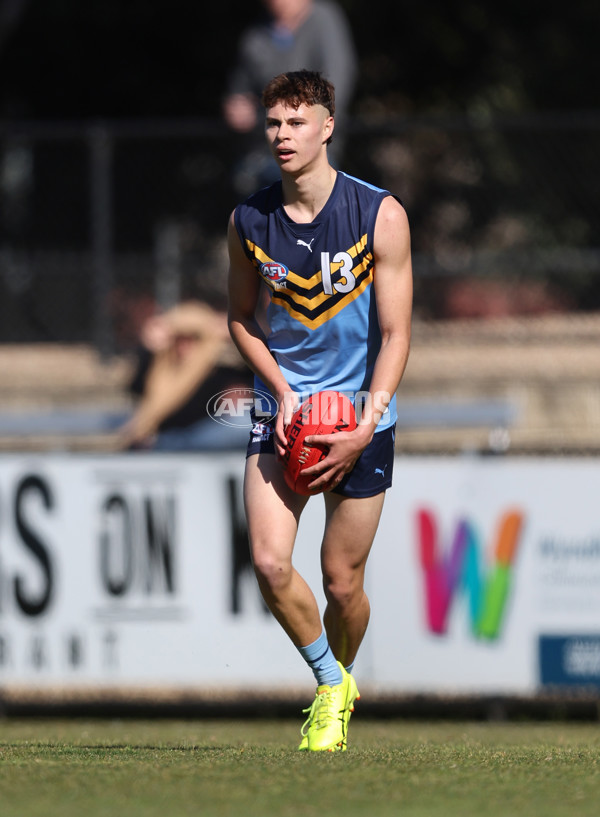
264, 102, 334, 174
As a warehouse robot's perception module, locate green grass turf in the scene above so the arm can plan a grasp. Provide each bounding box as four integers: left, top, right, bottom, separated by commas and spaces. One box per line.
1, 718, 599, 817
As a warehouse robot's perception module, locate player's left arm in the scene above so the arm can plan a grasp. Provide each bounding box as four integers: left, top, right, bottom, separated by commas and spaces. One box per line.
358, 194, 413, 437
303, 196, 413, 490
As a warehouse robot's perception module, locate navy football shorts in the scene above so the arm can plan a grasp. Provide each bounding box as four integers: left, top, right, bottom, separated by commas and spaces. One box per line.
246, 417, 396, 498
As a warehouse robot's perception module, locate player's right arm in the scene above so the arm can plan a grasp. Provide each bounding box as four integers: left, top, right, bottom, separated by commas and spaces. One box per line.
227, 210, 296, 454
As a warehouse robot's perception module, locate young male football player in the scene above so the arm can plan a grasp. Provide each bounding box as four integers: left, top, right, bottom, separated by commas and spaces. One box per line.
227, 70, 412, 751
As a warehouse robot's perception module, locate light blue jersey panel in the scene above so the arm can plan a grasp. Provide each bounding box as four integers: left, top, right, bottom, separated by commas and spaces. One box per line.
235, 171, 398, 431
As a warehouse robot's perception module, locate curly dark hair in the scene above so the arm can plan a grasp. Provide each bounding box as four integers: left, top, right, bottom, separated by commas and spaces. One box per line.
262, 70, 335, 117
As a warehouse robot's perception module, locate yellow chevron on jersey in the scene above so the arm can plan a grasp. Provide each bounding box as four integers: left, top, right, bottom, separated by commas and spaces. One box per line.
246, 233, 368, 289
248, 234, 373, 328
272, 252, 373, 329
275, 270, 373, 328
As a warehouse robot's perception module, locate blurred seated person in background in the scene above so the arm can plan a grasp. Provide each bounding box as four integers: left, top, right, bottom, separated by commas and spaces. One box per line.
119, 301, 252, 451
223, 0, 357, 195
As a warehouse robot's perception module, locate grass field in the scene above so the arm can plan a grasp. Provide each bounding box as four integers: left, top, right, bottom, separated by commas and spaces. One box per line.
1, 717, 599, 817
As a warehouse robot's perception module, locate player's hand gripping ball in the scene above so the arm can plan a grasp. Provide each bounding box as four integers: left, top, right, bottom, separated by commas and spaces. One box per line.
283, 391, 357, 495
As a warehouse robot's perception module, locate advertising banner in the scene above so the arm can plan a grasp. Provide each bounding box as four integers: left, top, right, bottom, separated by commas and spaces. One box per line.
1, 455, 599, 696
370, 458, 600, 694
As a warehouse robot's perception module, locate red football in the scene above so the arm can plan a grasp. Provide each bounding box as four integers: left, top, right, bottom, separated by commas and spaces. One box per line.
283, 391, 357, 495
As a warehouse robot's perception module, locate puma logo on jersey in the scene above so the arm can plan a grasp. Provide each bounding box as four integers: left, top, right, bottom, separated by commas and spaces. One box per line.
297, 238, 315, 253
374, 464, 388, 477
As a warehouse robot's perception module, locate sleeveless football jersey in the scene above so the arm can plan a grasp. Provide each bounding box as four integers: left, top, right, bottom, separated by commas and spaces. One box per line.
234, 171, 397, 431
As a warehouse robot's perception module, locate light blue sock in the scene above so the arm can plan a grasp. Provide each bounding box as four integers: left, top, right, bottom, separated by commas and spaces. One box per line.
345, 661, 355, 675
297, 631, 343, 687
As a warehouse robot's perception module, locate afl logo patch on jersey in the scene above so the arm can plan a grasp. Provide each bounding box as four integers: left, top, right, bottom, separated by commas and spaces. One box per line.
260, 261, 289, 284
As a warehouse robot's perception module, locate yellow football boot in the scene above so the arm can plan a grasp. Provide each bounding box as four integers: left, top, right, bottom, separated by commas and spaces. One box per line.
297, 662, 360, 752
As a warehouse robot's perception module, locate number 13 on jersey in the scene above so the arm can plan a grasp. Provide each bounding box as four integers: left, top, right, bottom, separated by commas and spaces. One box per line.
321, 251, 356, 295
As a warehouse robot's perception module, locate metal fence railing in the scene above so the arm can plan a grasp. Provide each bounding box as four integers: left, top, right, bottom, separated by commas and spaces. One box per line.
1, 113, 599, 354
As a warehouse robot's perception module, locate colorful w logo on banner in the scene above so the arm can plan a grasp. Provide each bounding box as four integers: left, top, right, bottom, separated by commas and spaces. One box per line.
417, 508, 524, 639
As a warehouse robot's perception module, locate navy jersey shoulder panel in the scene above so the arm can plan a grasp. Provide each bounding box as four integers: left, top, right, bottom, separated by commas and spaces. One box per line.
234, 181, 283, 262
